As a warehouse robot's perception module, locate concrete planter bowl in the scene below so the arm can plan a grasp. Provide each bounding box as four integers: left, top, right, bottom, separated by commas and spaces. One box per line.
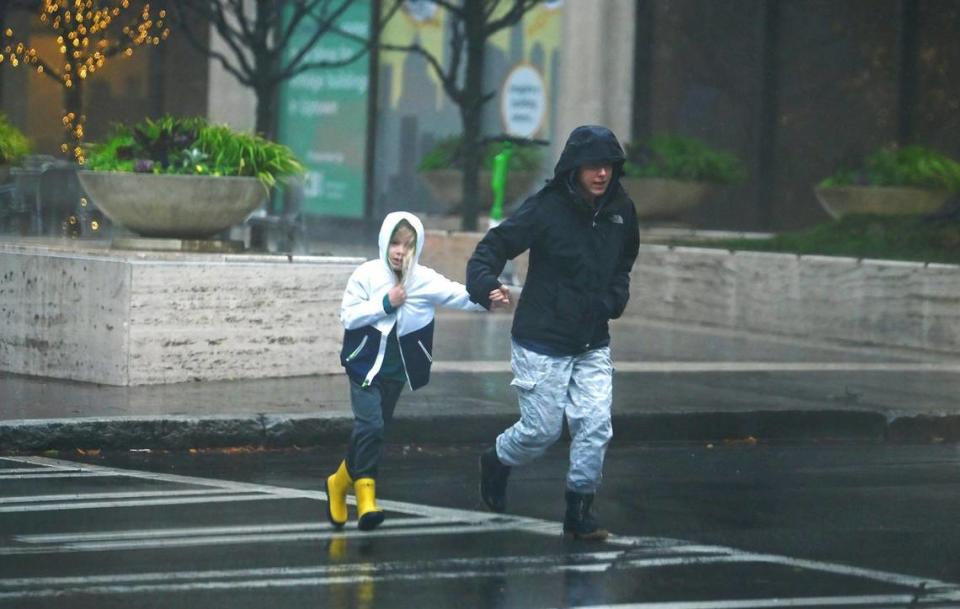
814, 185, 951, 219
620, 177, 714, 220
77, 171, 269, 239
418, 169, 541, 214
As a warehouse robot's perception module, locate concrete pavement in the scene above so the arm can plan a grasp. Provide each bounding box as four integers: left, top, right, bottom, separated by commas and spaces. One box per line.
3, 312, 960, 452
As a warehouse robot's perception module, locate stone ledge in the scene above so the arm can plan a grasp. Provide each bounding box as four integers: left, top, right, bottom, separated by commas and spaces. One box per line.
0, 243, 364, 385
419, 231, 960, 356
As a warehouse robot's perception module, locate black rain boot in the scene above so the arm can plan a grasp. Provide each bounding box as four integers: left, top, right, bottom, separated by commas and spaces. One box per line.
479, 447, 511, 513
563, 491, 609, 541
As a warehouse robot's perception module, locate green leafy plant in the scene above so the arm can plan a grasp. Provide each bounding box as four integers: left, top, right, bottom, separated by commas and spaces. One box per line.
85, 116, 304, 187
624, 134, 746, 184
418, 135, 544, 172
0, 113, 31, 165
819, 145, 960, 193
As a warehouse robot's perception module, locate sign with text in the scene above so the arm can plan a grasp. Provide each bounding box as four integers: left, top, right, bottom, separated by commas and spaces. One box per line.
277, 1, 371, 217
500, 64, 546, 138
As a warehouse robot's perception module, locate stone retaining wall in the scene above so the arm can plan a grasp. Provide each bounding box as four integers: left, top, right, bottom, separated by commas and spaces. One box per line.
3, 234, 957, 388
420, 230, 960, 356
0, 243, 362, 385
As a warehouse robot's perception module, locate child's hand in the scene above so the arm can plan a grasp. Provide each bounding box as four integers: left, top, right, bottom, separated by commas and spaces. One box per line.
388, 284, 407, 307
488, 286, 511, 309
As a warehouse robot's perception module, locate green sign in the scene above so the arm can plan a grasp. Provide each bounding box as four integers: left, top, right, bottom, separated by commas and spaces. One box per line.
278, 1, 371, 217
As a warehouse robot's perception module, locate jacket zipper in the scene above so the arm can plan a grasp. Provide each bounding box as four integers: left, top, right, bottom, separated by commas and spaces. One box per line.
417, 340, 433, 363
346, 335, 369, 362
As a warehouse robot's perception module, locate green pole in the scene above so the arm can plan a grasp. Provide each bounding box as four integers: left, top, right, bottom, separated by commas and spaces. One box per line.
489, 142, 513, 225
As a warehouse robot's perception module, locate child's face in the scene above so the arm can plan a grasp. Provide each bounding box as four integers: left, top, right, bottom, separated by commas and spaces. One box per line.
387, 229, 415, 272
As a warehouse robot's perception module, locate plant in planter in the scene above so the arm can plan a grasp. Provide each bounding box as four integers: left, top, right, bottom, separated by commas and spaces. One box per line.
621, 134, 746, 220
0, 113, 31, 180
417, 135, 545, 216
80, 116, 304, 239
815, 145, 960, 219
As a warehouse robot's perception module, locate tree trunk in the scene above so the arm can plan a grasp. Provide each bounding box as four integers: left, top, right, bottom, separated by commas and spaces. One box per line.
459, 1, 487, 232
896, 0, 919, 146
754, 0, 780, 230
460, 105, 482, 232
254, 81, 278, 140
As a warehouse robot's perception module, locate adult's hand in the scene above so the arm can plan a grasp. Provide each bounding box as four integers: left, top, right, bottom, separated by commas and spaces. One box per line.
488, 285, 511, 310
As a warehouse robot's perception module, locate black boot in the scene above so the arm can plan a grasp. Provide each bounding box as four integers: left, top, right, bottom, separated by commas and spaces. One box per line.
563, 491, 609, 541
479, 447, 511, 513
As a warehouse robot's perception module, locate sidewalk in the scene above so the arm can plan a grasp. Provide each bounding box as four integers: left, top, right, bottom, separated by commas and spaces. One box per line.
3, 312, 959, 452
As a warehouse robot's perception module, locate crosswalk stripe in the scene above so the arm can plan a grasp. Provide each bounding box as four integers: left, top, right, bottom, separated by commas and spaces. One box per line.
0, 467, 85, 474
0, 488, 240, 505
0, 492, 283, 514
4, 454, 958, 602
0, 522, 532, 555
16, 517, 465, 544
0, 550, 623, 587
549, 593, 960, 609
0, 472, 115, 480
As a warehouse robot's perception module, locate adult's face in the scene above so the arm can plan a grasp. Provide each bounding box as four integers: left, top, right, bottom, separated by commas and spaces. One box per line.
577, 163, 613, 200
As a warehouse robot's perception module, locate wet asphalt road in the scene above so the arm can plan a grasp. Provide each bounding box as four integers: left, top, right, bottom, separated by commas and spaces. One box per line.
2, 440, 959, 608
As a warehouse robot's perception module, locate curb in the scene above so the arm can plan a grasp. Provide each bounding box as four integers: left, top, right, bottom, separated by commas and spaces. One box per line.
3, 410, 956, 453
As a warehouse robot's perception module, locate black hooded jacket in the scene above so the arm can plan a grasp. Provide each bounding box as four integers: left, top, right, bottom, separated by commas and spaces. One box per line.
466, 125, 640, 355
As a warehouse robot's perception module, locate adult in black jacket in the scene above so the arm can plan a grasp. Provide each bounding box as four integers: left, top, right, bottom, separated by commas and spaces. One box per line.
467, 125, 640, 540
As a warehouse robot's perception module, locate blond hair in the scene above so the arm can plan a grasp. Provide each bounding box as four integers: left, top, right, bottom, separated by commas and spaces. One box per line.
391, 220, 417, 281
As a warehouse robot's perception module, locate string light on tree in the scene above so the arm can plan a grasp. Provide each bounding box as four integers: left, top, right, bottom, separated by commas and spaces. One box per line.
0, 0, 169, 163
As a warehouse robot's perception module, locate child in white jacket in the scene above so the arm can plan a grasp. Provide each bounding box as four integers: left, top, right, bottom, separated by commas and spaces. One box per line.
326, 211, 508, 531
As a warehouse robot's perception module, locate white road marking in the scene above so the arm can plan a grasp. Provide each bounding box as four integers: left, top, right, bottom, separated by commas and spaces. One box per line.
603, 535, 958, 593
0, 550, 623, 587
1, 455, 506, 524
0, 467, 85, 474
16, 518, 465, 544
0, 472, 116, 480
2, 455, 958, 605
0, 522, 537, 556
0, 488, 241, 505
550, 593, 960, 609
432, 361, 960, 373
0, 493, 283, 513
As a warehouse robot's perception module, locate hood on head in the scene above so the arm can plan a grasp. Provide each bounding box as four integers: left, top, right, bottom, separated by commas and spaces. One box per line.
552, 125, 626, 184
378, 211, 425, 283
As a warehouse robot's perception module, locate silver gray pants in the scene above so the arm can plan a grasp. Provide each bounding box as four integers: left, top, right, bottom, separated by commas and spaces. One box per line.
495, 341, 614, 494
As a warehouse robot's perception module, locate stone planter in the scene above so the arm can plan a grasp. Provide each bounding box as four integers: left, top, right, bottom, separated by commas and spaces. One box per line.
814, 185, 950, 219
620, 177, 714, 220
77, 171, 268, 239
418, 169, 541, 214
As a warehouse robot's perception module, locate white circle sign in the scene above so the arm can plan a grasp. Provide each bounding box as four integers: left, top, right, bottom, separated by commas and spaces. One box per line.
500, 64, 546, 139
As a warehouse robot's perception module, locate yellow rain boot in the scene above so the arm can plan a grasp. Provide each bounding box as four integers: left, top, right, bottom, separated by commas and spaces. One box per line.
354, 478, 385, 531
325, 461, 352, 528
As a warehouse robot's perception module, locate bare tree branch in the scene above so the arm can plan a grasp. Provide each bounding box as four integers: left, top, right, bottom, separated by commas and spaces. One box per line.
486, 0, 539, 36
279, 0, 356, 79
430, 0, 466, 18
170, 0, 402, 136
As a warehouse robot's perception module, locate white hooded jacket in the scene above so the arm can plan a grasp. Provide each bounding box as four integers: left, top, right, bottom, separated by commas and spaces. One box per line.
340, 212, 484, 390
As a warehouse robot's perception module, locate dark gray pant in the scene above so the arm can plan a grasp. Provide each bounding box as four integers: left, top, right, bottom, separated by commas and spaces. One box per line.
345, 377, 404, 479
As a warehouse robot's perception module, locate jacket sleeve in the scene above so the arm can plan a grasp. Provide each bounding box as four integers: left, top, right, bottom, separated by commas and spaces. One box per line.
466, 197, 540, 309
601, 201, 640, 320
340, 266, 391, 330
423, 269, 487, 312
